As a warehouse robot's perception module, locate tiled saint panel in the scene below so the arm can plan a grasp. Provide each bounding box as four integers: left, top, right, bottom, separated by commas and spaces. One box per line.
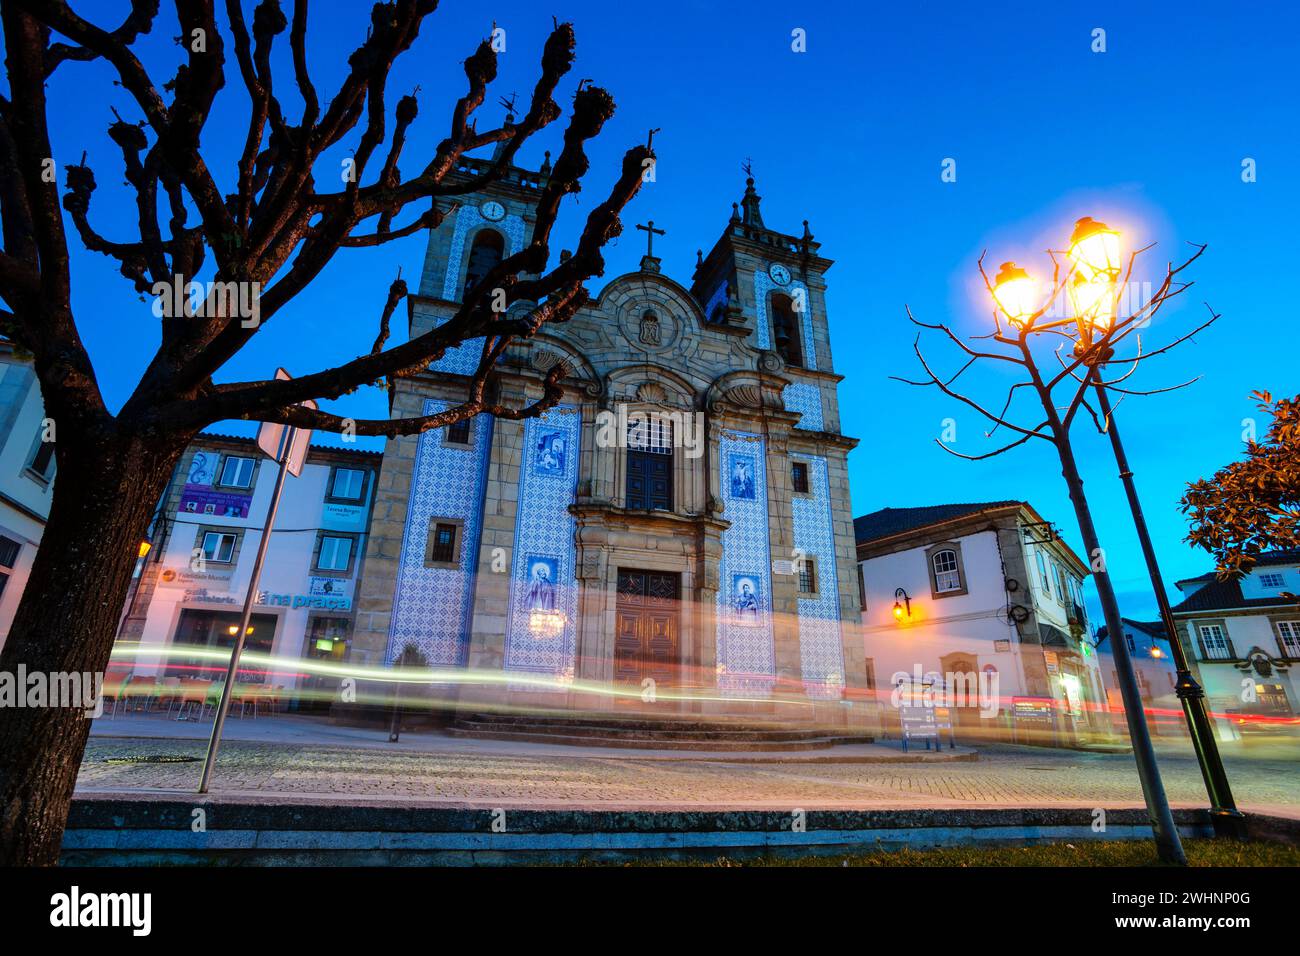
423, 204, 527, 375
716, 429, 776, 697
753, 268, 817, 371
386, 400, 492, 665
791, 454, 845, 698
503, 405, 581, 682
782, 383, 824, 431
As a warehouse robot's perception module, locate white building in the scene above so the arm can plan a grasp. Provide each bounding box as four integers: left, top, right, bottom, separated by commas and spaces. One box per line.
1171, 550, 1300, 733
0, 339, 55, 647
1094, 619, 1182, 737
118, 434, 379, 709
855, 500, 1111, 747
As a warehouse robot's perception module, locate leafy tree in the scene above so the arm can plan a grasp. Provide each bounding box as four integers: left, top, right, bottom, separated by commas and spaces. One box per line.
0, 0, 650, 864
1182, 391, 1300, 576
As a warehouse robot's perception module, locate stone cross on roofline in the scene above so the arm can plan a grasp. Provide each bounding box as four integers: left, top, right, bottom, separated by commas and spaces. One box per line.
635, 219, 666, 274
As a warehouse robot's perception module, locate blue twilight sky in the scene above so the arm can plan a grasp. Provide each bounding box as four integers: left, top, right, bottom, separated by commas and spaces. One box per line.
17, 1, 1299, 622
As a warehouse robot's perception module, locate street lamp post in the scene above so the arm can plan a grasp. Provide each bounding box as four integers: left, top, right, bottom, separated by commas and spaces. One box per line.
901, 216, 1229, 865
1067, 218, 1246, 839
985, 246, 1184, 865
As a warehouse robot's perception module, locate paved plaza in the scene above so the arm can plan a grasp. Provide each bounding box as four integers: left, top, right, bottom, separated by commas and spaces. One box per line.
76, 716, 1300, 818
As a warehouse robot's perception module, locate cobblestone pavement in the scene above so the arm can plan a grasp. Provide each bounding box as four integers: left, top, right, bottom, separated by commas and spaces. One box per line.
76, 734, 1300, 817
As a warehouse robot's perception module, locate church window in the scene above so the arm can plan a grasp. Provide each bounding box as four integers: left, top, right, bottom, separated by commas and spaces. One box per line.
425, 519, 462, 567
462, 229, 505, 299
625, 415, 673, 511
791, 460, 810, 494
445, 418, 472, 446
797, 557, 818, 595
770, 293, 804, 368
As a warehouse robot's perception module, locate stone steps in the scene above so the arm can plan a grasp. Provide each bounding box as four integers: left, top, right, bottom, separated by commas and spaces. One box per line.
448, 712, 874, 751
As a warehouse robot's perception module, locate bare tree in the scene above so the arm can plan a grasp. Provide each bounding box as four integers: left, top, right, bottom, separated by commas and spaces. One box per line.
896, 238, 1218, 865
0, 0, 651, 865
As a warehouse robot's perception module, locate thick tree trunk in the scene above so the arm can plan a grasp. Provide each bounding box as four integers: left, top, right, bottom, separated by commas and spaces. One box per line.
0, 434, 184, 865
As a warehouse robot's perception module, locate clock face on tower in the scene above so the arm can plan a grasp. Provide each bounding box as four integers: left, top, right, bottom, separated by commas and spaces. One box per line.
768, 263, 791, 286
480, 200, 506, 222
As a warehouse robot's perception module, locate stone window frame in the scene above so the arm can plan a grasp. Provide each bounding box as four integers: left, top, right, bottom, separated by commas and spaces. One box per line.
790, 458, 812, 497
767, 290, 805, 369
1272, 618, 1300, 660
324, 465, 370, 505
458, 225, 507, 301
795, 553, 820, 598
924, 541, 968, 599
620, 408, 676, 513
312, 530, 359, 577
424, 517, 465, 569
1193, 619, 1237, 661
193, 524, 245, 567
441, 417, 475, 450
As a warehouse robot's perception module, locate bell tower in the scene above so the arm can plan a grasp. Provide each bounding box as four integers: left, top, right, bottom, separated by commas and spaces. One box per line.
409, 142, 551, 344
689, 172, 836, 389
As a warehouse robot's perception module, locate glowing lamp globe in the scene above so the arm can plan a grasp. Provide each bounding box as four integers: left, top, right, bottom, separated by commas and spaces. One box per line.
892, 602, 905, 621
137, 539, 152, 558
1068, 217, 1121, 281
1068, 273, 1115, 331
992, 261, 1037, 327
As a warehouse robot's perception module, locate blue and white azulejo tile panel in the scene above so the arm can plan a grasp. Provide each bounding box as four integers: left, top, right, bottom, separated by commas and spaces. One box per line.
716, 429, 776, 697
791, 454, 845, 699
782, 382, 824, 431
503, 405, 581, 685
386, 399, 492, 666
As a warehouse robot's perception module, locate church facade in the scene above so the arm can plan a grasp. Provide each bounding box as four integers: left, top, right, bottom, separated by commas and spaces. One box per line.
352, 155, 865, 722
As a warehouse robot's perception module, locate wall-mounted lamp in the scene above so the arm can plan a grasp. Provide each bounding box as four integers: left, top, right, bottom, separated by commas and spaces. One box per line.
892, 588, 911, 622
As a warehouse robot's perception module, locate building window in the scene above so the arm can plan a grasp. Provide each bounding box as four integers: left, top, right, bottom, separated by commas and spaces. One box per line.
0, 534, 19, 601
1035, 551, 1051, 595
1126, 634, 1135, 653
315, 534, 354, 573
463, 229, 505, 298
1260, 572, 1285, 588
1198, 624, 1232, 660
797, 556, 818, 595
857, 564, 866, 611
26, 432, 56, 483
932, 549, 961, 593
328, 467, 366, 502
1276, 621, 1300, 658
770, 293, 804, 368
424, 519, 463, 567
445, 418, 472, 446
791, 460, 810, 494
202, 531, 238, 564
218, 455, 256, 489
625, 415, 672, 511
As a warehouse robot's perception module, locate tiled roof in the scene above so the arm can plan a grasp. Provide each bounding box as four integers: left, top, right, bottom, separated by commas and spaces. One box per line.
1171, 577, 1299, 614
853, 501, 1022, 545
1096, 619, 1169, 646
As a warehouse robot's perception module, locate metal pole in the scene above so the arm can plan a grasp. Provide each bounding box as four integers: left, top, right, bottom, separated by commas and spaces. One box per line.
1042, 367, 1186, 864
1093, 383, 1247, 837
198, 427, 296, 794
